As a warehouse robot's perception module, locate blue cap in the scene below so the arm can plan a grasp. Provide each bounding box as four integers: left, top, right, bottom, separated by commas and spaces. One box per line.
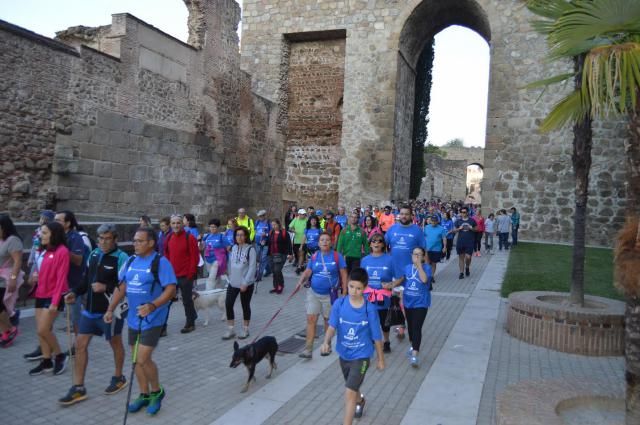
316, 209, 323, 215
40, 210, 55, 221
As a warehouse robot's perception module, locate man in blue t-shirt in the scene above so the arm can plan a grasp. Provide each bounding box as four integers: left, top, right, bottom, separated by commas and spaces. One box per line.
335, 206, 348, 229
384, 206, 425, 279
321, 268, 384, 424
254, 210, 272, 281
453, 206, 477, 280
423, 215, 448, 281
105, 228, 177, 417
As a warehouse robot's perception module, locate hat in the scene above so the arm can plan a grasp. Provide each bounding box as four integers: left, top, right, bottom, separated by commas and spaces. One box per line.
298, 208, 307, 214
316, 209, 323, 215
257, 209, 267, 216
429, 215, 440, 222
40, 210, 55, 221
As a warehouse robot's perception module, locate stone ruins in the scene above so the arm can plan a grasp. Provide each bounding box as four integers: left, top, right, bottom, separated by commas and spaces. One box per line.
0, 0, 631, 246
420, 147, 485, 203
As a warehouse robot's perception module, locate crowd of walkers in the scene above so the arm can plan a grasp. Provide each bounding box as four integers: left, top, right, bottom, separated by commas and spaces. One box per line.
0, 199, 519, 423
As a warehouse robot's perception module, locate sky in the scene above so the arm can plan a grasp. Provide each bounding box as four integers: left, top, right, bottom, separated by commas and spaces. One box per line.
0, 1, 490, 148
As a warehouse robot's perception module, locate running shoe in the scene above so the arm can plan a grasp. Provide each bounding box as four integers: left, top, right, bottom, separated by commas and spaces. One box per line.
222, 329, 236, 340
298, 349, 312, 359
29, 359, 53, 376
410, 356, 420, 368
354, 394, 365, 418
104, 375, 128, 395
24, 346, 43, 361
465, 267, 470, 277
0, 326, 18, 348
237, 328, 250, 340
180, 325, 195, 334
54, 353, 68, 375
383, 341, 391, 353
406, 346, 413, 359
459, 273, 464, 279
146, 387, 165, 416
58, 385, 88, 406
128, 394, 150, 413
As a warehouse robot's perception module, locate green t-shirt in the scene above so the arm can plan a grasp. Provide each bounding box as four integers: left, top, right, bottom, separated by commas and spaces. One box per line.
289, 218, 308, 244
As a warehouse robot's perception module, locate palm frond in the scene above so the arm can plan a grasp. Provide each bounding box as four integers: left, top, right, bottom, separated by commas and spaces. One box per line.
526, 0, 574, 20
540, 90, 590, 132
523, 72, 575, 90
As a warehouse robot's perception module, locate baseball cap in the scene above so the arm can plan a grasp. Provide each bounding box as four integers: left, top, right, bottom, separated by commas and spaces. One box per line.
316, 209, 323, 215
257, 209, 267, 216
298, 208, 307, 214
40, 210, 55, 221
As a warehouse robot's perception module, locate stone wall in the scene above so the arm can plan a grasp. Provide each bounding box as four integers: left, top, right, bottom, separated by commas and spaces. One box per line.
0, 0, 285, 223
240, 0, 628, 246
283, 37, 345, 208
419, 154, 467, 201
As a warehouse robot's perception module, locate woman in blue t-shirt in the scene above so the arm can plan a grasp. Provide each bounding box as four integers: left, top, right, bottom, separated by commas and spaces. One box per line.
300, 215, 322, 268
391, 247, 432, 368
360, 233, 394, 353
200, 218, 229, 289
441, 211, 455, 260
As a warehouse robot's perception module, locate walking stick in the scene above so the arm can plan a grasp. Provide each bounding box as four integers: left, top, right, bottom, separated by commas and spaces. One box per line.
123, 316, 143, 425
65, 303, 75, 384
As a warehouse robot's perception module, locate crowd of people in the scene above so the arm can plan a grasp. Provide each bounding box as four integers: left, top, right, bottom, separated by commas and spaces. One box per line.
0, 199, 520, 423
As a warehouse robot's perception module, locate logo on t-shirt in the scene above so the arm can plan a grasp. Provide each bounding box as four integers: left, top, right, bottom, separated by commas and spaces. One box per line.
345, 327, 356, 341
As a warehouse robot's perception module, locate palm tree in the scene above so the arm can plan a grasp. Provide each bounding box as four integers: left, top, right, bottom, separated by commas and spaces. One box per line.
526, 1, 640, 422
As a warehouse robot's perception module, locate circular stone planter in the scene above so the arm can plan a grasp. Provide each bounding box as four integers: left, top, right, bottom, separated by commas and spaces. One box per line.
507, 291, 625, 356
497, 378, 624, 425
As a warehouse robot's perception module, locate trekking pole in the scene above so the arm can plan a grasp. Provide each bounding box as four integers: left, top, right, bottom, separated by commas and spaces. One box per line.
123, 316, 143, 425
65, 302, 75, 385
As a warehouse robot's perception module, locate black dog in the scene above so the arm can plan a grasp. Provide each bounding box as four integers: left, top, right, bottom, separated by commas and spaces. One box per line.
230, 336, 278, 392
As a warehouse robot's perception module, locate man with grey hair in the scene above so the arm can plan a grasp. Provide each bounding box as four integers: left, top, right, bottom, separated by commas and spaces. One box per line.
58, 223, 130, 406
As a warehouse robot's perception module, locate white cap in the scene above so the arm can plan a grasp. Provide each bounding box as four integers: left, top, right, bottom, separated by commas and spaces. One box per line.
298, 208, 307, 214
257, 209, 267, 216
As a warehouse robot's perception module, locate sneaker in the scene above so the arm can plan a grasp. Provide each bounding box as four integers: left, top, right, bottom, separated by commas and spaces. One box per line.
29, 359, 53, 376
24, 346, 43, 361
432, 277, 436, 284
354, 394, 365, 418
222, 329, 236, 340
410, 356, 420, 368
276, 286, 284, 294
180, 325, 195, 334
383, 341, 391, 353
0, 326, 18, 348
54, 353, 68, 375
269, 288, 278, 294
104, 375, 128, 395
66, 346, 76, 357
477, 252, 482, 257
9, 309, 20, 327
128, 393, 150, 413
237, 328, 250, 340
465, 268, 470, 277
58, 385, 88, 406
459, 273, 464, 279
146, 387, 165, 416
298, 349, 312, 359
406, 346, 413, 359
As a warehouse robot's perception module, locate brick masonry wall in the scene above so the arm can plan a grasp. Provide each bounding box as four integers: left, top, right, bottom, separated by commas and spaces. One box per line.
0, 0, 285, 223
283, 38, 345, 208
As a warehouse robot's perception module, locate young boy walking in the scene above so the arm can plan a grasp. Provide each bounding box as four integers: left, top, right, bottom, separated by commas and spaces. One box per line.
321, 268, 385, 425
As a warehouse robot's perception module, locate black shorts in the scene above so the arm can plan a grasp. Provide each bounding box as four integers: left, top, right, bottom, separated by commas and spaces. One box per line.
340, 358, 370, 392
427, 251, 443, 263
128, 326, 163, 348
35, 297, 65, 311
456, 244, 474, 256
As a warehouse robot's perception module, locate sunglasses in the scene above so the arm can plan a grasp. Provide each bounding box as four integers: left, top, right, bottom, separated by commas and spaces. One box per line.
370, 239, 384, 244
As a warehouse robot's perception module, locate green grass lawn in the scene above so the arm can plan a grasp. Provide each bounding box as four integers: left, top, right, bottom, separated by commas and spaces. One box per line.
501, 242, 622, 301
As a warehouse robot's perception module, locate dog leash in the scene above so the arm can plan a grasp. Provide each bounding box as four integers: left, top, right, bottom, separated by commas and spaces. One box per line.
250, 285, 301, 343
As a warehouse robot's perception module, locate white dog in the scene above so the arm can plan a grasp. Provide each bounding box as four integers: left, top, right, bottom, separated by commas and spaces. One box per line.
193, 276, 228, 326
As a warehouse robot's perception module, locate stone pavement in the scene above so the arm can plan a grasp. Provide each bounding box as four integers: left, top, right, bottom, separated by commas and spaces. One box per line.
1, 250, 625, 425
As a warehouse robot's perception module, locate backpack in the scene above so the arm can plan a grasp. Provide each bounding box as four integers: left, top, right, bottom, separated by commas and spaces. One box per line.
79, 230, 97, 251
123, 253, 162, 295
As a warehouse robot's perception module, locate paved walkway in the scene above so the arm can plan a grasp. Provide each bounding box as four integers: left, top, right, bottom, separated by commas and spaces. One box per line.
1, 251, 625, 425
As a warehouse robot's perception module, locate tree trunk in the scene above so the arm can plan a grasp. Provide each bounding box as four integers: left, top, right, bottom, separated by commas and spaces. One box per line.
623, 89, 640, 425
569, 55, 591, 307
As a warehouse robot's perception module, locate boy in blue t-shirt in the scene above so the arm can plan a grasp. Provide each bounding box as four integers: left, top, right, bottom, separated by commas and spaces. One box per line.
321, 268, 385, 424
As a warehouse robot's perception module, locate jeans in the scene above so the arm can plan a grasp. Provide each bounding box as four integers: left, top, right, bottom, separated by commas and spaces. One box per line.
484, 233, 494, 251
269, 254, 286, 289
255, 243, 270, 280
405, 307, 428, 352
511, 226, 519, 246
178, 276, 197, 326
225, 285, 254, 321
205, 261, 219, 289
498, 233, 510, 250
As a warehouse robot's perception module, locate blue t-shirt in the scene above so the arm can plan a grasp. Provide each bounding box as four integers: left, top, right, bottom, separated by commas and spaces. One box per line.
329, 296, 383, 361
185, 227, 200, 238
307, 250, 347, 295
202, 233, 228, 262
304, 228, 322, 250
454, 218, 477, 246
424, 225, 447, 251
384, 223, 425, 279
223, 229, 235, 247
402, 263, 432, 309
335, 215, 348, 229
255, 220, 271, 245
441, 219, 455, 239
66, 230, 88, 290
360, 254, 394, 310
119, 253, 177, 331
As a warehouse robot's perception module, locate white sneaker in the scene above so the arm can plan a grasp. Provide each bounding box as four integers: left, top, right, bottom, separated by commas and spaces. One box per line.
237, 328, 250, 340
221, 329, 236, 340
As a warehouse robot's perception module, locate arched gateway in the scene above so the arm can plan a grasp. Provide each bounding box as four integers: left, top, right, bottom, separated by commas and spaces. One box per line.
241, 0, 628, 246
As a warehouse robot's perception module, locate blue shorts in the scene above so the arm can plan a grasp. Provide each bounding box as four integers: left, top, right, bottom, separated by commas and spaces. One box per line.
456, 243, 474, 256
427, 251, 443, 263
78, 313, 124, 341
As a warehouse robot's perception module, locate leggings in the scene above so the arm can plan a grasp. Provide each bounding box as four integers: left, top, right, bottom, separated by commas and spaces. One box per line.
446, 239, 454, 260
405, 307, 428, 352
474, 232, 483, 252
225, 285, 254, 321
377, 307, 391, 333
